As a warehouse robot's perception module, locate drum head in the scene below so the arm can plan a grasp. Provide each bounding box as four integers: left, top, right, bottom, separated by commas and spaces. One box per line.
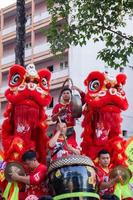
4, 162, 25, 182
48, 155, 95, 173
48, 156, 98, 197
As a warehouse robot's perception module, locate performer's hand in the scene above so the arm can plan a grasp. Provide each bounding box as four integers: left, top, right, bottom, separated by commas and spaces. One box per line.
66, 144, 80, 155
9, 171, 20, 181
57, 122, 67, 135
71, 85, 82, 93
58, 107, 67, 116
100, 175, 121, 190
115, 175, 122, 183
116, 175, 124, 184
111, 175, 121, 185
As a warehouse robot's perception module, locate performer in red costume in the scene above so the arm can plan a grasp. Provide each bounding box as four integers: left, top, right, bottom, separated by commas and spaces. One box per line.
81, 71, 129, 166
48, 120, 80, 161
10, 150, 48, 199
96, 150, 119, 200
2, 64, 52, 163
52, 86, 85, 152
1, 64, 52, 199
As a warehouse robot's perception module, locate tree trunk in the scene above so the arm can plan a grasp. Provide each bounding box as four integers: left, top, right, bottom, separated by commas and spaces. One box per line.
15, 0, 26, 66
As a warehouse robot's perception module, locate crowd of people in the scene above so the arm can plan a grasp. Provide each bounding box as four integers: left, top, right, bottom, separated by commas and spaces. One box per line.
0, 85, 132, 200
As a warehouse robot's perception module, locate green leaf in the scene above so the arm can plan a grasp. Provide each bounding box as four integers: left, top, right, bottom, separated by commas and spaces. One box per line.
46, 0, 133, 69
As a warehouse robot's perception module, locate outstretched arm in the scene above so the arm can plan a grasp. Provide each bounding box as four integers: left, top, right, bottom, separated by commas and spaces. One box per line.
48, 131, 61, 148
72, 85, 84, 94
66, 143, 80, 155
48, 122, 67, 148
10, 172, 30, 184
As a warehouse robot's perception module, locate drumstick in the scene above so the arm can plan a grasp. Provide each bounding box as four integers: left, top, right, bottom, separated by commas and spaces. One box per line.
58, 117, 77, 154
52, 106, 67, 121
58, 116, 66, 139
58, 116, 68, 145
58, 116, 62, 124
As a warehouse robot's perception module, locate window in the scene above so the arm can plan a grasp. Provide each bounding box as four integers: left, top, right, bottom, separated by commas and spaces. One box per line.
26, 14, 32, 25
65, 61, 68, 68
60, 62, 64, 69
1, 101, 7, 117
119, 67, 124, 73
104, 66, 108, 73
26, 14, 32, 20
60, 61, 68, 69
122, 130, 127, 137
128, 65, 133, 70
48, 97, 54, 109
25, 42, 31, 49
47, 65, 54, 72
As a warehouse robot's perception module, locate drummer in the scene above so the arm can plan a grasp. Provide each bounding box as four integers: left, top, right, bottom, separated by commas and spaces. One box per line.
96, 150, 120, 200
52, 85, 85, 147
48, 120, 80, 161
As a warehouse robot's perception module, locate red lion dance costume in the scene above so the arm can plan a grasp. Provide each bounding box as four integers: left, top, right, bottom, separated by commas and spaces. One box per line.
1, 64, 51, 163
81, 71, 128, 166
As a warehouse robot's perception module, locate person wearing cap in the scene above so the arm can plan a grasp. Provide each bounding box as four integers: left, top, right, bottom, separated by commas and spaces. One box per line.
51, 86, 85, 152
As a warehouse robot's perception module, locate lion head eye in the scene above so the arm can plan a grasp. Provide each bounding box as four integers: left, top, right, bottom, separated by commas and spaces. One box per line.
89, 79, 100, 92
41, 78, 48, 88
10, 73, 21, 86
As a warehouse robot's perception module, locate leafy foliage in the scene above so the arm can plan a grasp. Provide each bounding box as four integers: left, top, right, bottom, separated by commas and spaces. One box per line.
46, 0, 133, 68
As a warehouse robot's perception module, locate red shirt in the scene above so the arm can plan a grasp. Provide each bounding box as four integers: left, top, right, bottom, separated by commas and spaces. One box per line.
27, 164, 47, 197
97, 164, 113, 196
52, 92, 85, 127
49, 134, 79, 161
52, 103, 75, 127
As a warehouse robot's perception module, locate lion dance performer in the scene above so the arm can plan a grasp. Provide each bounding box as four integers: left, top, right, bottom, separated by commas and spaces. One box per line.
81, 71, 129, 166
1, 64, 52, 199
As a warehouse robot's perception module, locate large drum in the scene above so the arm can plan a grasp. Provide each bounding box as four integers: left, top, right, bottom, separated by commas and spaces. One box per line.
48, 155, 100, 200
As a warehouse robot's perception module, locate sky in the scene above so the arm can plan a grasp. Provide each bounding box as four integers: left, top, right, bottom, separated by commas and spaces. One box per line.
0, 0, 16, 8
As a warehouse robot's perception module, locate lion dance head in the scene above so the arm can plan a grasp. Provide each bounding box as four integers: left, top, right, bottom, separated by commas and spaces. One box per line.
81, 71, 128, 166
2, 64, 52, 163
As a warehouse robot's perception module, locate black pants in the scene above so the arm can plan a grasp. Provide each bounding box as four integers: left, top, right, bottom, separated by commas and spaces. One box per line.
102, 194, 120, 200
